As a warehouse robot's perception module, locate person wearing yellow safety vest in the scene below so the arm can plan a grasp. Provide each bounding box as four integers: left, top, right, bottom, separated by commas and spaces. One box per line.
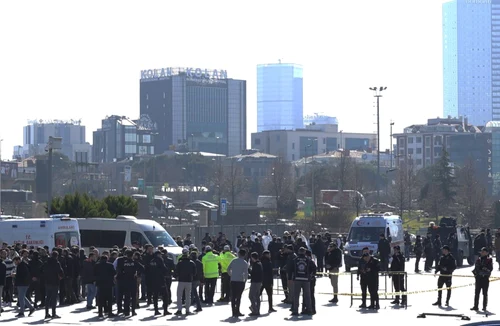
201, 246, 219, 305
218, 245, 235, 302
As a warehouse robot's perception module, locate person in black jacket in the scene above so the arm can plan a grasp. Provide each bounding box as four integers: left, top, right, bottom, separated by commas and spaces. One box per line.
61, 249, 78, 305
148, 251, 169, 316
142, 245, 155, 305
249, 252, 263, 316
312, 235, 325, 274
27, 251, 43, 309
389, 245, 407, 306
13, 256, 35, 317
81, 253, 97, 310
94, 255, 116, 318
41, 251, 64, 319
471, 247, 493, 311
304, 250, 317, 315
161, 249, 175, 306
116, 249, 144, 317
190, 251, 203, 313
0, 250, 6, 316
259, 250, 276, 313
175, 249, 197, 316
414, 235, 423, 273
325, 242, 342, 303
377, 234, 391, 272
359, 253, 380, 310
433, 245, 456, 307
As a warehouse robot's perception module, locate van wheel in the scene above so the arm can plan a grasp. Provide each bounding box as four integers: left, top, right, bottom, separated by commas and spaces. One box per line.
345, 265, 351, 272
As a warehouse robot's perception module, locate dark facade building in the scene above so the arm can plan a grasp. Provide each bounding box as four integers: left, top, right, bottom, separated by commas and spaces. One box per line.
92, 115, 157, 163
139, 67, 246, 156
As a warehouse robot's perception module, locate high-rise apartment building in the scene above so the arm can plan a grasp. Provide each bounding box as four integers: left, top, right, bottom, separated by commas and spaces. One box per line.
443, 0, 496, 125
257, 62, 303, 131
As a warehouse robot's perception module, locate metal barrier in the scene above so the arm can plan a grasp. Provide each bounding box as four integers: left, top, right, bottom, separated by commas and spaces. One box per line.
350, 271, 408, 309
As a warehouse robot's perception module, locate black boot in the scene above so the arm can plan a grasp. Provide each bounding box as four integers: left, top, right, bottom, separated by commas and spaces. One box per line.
483, 295, 488, 311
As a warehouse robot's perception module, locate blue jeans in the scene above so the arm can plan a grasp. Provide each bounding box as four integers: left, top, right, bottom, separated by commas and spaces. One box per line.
86, 284, 97, 307
191, 281, 202, 310
17, 286, 34, 314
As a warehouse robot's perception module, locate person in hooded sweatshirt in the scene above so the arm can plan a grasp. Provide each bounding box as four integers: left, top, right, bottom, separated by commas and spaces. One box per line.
27, 251, 43, 309
41, 251, 64, 319
259, 250, 276, 313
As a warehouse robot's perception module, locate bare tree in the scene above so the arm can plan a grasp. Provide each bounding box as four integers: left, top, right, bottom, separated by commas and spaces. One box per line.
457, 160, 486, 228
224, 159, 249, 211
392, 163, 408, 218
261, 157, 296, 220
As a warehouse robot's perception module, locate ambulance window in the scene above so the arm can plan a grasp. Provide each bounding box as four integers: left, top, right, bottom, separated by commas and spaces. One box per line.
131, 232, 148, 246
55, 232, 80, 247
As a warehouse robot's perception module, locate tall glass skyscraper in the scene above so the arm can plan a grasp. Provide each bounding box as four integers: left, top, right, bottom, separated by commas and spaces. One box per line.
257, 63, 303, 131
443, 0, 494, 125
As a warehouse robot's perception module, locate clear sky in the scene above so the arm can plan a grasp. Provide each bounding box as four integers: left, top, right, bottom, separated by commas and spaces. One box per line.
0, 0, 449, 159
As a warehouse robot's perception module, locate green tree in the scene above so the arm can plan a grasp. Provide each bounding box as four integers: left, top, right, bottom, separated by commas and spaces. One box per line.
49, 192, 111, 218
103, 195, 138, 217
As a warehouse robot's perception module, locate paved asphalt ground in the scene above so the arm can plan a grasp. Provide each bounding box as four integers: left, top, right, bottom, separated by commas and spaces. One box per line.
1, 258, 500, 326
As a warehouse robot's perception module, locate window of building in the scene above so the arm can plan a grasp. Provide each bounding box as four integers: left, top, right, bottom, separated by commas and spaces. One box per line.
125, 144, 136, 154
322, 138, 326, 145
146, 93, 149, 100
425, 136, 431, 146
416, 137, 422, 143
254, 138, 261, 145
425, 148, 431, 157
416, 148, 422, 154
292, 142, 295, 150
408, 148, 414, 155
416, 159, 422, 165
292, 154, 295, 161
408, 137, 414, 144
143, 134, 151, 144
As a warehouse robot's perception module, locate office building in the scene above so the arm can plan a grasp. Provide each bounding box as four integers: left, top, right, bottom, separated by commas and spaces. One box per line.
139, 67, 246, 156
251, 123, 375, 162
442, 0, 496, 125
19, 120, 91, 161
394, 117, 491, 193
257, 62, 303, 131
92, 115, 157, 163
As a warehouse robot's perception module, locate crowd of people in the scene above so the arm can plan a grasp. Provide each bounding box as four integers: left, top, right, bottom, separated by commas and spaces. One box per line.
0, 228, 498, 320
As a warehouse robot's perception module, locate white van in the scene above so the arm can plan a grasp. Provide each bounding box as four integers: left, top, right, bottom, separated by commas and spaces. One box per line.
343, 212, 404, 271
77, 215, 182, 262
0, 217, 81, 248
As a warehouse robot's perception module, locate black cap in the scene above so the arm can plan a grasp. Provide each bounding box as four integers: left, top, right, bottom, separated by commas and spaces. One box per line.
441, 245, 450, 251
286, 244, 294, 250
481, 247, 489, 252
394, 245, 400, 250
362, 253, 370, 257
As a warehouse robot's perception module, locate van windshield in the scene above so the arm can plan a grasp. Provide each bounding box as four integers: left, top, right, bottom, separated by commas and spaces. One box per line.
349, 227, 385, 243
144, 230, 178, 247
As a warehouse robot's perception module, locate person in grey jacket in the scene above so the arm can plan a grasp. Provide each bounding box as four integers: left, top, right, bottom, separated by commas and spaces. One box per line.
227, 249, 249, 318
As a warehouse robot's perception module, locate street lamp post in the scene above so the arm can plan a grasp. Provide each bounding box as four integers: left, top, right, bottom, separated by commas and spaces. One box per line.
390, 121, 395, 169
339, 130, 343, 149
369, 86, 387, 206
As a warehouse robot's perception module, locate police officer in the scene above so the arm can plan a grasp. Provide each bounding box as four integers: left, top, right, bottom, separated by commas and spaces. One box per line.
356, 247, 370, 308
160, 249, 175, 307
290, 247, 312, 316
389, 245, 407, 306
304, 250, 317, 315
148, 251, 169, 316
94, 255, 116, 318
471, 247, 493, 311
117, 249, 144, 316
433, 245, 456, 307
361, 252, 380, 310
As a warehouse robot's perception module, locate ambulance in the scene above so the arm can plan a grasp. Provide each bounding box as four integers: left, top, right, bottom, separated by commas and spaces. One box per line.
343, 212, 404, 272
0, 217, 81, 248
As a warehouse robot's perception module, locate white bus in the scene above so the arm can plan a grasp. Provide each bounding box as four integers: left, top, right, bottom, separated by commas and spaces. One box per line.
343, 212, 404, 271
77, 215, 182, 262
0, 217, 81, 248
